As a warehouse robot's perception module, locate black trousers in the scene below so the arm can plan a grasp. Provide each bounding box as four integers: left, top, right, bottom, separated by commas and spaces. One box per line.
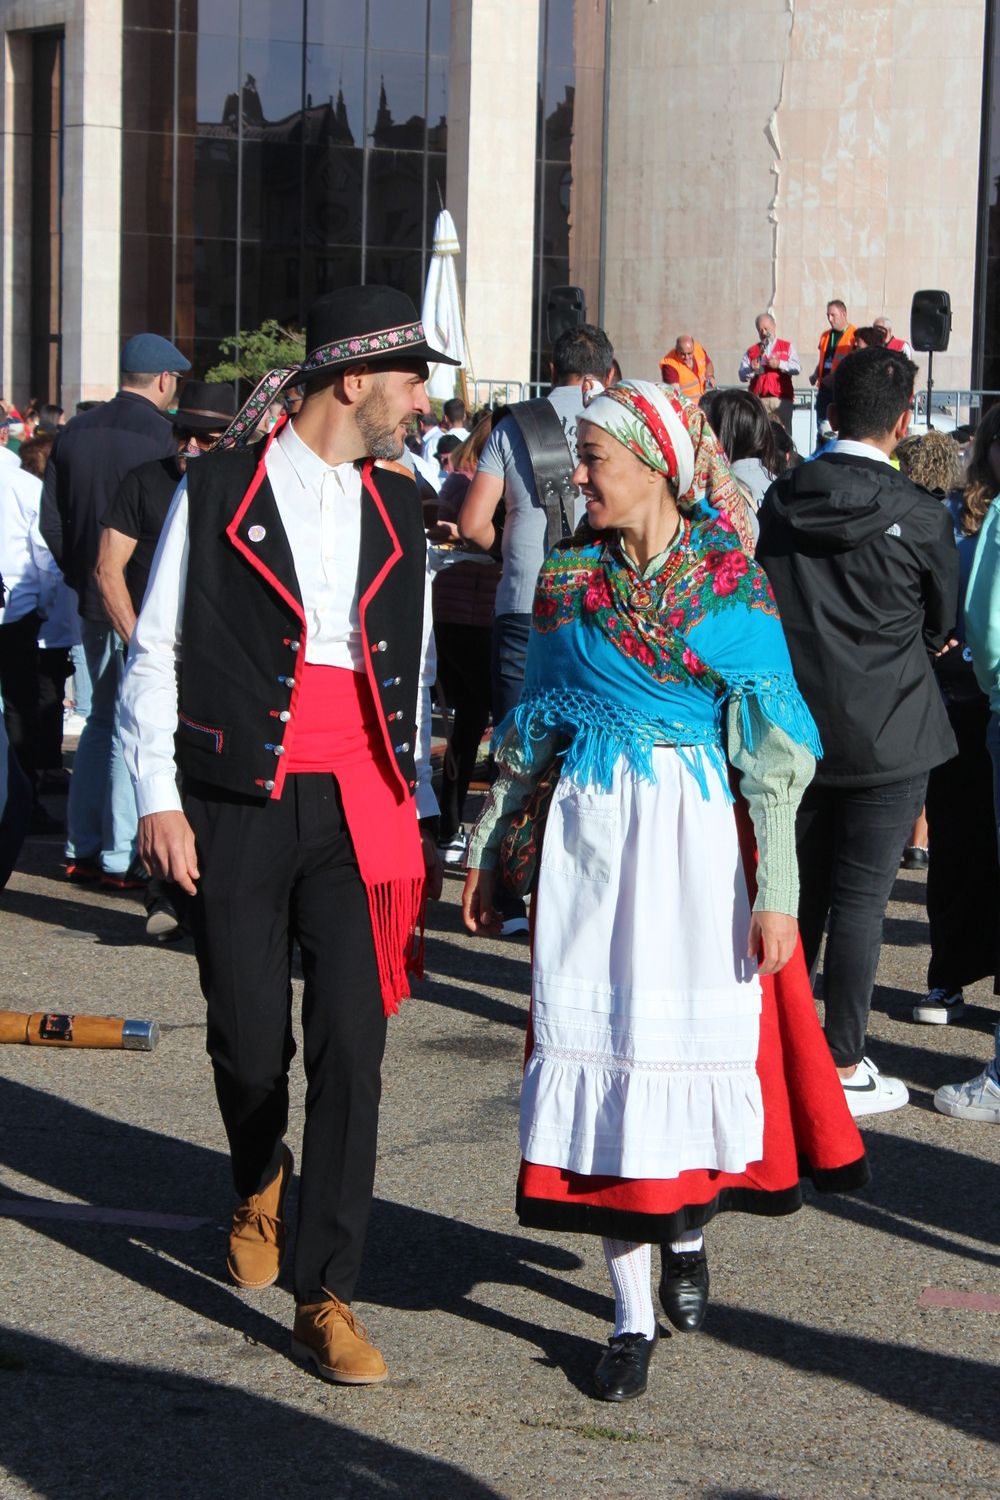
435, 620, 492, 842
925, 698, 1000, 992
0, 610, 41, 782
184, 773, 387, 1305
36, 646, 72, 771
797, 774, 928, 1067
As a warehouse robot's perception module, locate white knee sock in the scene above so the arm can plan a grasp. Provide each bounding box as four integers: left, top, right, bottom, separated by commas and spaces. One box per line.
667, 1229, 704, 1255
602, 1238, 656, 1339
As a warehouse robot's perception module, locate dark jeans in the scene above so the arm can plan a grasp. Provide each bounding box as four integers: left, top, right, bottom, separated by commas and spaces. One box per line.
37, 646, 72, 771
490, 611, 532, 730
925, 698, 1000, 992
797, 774, 928, 1067
184, 773, 387, 1305
435, 621, 492, 843
0, 610, 41, 783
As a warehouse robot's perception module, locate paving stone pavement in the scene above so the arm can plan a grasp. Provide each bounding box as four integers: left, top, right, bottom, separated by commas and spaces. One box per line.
1, 816, 998, 1500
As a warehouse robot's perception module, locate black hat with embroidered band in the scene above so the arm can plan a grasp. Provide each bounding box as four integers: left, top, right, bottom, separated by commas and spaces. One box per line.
217, 285, 462, 449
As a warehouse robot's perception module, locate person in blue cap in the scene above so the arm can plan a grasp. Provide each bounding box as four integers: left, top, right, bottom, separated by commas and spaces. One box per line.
40, 331, 190, 888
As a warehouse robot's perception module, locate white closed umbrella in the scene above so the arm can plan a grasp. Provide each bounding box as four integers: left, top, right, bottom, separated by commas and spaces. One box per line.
422, 209, 467, 402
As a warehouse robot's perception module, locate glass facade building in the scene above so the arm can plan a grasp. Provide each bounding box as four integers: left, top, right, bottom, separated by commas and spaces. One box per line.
121, 0, 452, 375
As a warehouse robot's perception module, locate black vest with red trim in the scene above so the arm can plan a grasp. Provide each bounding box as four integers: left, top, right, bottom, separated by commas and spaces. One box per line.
176, 427, 426, 804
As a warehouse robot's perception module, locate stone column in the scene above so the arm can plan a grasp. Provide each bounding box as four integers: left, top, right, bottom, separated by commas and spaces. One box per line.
0, 0, 122, 409
447, 0, 539, 392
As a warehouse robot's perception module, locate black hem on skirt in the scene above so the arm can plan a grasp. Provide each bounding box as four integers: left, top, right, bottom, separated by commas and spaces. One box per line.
515, 1154, 870, 1242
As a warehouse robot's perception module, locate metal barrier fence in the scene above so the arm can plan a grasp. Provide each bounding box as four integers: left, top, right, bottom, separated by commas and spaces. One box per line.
469, 379, 1000, 455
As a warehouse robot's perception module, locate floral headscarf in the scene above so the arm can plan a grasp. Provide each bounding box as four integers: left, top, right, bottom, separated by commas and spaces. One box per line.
580, 379, 755, 552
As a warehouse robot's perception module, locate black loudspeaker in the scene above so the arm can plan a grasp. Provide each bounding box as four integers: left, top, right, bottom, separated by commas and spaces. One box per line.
546, 285, 587, 345
910, 290, 952, 353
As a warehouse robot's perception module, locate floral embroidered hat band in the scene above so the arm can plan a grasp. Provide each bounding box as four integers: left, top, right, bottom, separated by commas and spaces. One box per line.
215, 285, 461, 450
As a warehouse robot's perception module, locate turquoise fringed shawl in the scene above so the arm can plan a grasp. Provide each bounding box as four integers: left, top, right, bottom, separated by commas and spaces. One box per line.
497, 513, 822, 799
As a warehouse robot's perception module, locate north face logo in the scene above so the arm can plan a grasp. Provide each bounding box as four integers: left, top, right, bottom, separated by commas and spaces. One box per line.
885, 523, 902, 537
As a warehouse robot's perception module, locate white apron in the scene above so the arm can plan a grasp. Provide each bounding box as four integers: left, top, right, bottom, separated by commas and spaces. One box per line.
521, 746, 764, 1180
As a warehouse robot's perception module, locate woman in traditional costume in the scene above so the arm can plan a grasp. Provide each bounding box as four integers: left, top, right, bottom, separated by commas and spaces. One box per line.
462, 381, 868, 1402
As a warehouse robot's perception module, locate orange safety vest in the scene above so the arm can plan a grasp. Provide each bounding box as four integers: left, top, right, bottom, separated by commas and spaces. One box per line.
817, 323, 856, 383
660, 342, 710, 399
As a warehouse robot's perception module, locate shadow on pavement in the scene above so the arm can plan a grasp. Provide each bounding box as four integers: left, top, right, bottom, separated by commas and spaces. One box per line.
0, 1076, 600, 1391
0, 1326, 505, 1500
807, 1130, 1000, 1269
704, 1304, 999, 1446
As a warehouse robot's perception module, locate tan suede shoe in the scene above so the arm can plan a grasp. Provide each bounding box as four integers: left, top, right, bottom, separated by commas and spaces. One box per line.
291, 1293, 388, 1385
226, 1143, 293, 1289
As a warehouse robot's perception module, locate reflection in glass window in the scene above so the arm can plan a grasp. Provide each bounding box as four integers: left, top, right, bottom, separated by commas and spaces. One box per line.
189, 0, 239, 37
367, 151, 425, 249
367, 53, 427, 149
364, 248, 424, 306
368, 0, 428, 56
241, 0, 303, 45
240, 39, 305, 125
241, 143, 303, 245
121, 133, 174, 236
305, 45, 365, 146
307, 1, 365, 49
304, 147, 364, 246
122, 29, 175, 133
176, 136, 239, 239
180, 32, 240, 133
122, 3, 451, 355
120, 232, 174, 335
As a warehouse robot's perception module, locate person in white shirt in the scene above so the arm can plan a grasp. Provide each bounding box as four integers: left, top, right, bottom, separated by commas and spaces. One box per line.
0, 419, 61, 822
120, 287, 459, 1387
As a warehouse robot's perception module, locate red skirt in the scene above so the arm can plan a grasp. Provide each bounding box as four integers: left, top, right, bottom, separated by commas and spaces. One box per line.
516, 800, 869, 1240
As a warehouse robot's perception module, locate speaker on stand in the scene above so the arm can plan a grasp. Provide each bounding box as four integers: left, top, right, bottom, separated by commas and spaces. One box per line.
545, 286, 587, 346
910, 290, 952, 429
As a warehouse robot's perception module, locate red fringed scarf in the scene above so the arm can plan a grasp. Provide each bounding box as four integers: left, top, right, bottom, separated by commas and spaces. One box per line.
285, 662, 425, 1014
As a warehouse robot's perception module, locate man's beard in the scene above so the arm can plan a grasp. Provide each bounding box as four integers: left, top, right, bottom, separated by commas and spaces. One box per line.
356, 381, 404, 460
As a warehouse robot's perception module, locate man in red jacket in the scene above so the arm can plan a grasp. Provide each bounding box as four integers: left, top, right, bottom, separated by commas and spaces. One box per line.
738, 313, 801, 431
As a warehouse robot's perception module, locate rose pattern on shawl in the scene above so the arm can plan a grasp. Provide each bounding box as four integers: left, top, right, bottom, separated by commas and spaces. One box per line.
531, 516, 778, 687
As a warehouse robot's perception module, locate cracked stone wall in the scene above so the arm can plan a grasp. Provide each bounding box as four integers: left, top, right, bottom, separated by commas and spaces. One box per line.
583, 0, 985, 392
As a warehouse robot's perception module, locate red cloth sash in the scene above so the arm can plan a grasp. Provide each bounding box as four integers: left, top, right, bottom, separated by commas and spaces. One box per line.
285, 661, 425, 1015
747, 339, 794, 401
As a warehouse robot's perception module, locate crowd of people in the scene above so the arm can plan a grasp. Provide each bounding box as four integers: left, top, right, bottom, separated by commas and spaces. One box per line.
1, 286, 998, 1404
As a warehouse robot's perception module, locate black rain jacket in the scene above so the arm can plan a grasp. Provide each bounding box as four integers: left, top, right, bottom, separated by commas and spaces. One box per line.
756, 451, 959, 786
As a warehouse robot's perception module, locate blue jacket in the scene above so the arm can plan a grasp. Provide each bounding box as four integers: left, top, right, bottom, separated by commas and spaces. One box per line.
964, 492, 1000, 712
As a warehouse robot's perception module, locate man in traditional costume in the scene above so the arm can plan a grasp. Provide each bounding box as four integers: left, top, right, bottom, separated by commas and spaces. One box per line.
121, 287, 458, 1383
463, 380, 868, 1402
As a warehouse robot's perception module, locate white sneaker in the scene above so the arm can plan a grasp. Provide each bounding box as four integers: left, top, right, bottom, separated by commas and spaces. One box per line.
437, 829, 469, 867
912, 987, 965, 1025
934, 1067, 1000, 1123
500, 914, 529, 937
63, 711, 88, 738
840, 1056, 909, 1118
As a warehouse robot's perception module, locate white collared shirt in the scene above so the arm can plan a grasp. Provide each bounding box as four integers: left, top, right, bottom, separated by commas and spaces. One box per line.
0, 447, 61, 626
120, 421, 438, 819
827, 438, 894, 467
269, 419, 365, 671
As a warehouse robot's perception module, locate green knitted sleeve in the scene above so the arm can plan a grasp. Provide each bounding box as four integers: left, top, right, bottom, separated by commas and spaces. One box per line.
726, 691, 816, 915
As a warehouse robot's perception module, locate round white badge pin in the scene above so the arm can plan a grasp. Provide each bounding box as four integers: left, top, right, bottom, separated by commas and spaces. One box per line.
248, 525, 266, 543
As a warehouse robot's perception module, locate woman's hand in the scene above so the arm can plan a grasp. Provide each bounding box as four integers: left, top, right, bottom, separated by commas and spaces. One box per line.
747, 911, 798, 976
462, 867, 503, 937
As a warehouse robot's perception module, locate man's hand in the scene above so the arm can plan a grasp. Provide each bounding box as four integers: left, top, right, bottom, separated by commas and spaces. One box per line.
461, 867, 503, 936
421, 829, 443, 901
766, 355, 781, 370
137, 811, 200, 895
748, 910, 798, 976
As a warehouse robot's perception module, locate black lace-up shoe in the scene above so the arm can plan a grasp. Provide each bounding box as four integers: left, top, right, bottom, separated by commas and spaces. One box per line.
659, 1248, 709, 1332
592, 1329, 657, 1402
